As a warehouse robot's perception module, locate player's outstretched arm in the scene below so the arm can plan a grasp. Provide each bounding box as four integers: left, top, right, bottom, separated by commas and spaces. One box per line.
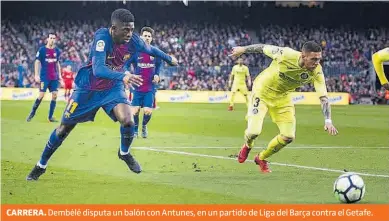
319, 96, 338, 136
229, 44, 282, 60
314, 68, 338, 136
372, 48, 389, 90
132, 34, 177, 66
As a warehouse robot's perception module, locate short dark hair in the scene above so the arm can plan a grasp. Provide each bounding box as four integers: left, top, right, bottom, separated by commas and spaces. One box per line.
141, 27, 154, 36
302, 41, 322, 53
111, 8, 134, 25
48, 32, 56, 37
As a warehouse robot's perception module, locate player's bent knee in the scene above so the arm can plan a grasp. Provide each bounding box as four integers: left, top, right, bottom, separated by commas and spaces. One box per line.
56, 124, 76, 139
38, 92, 45, 99
52, 93, 58, 100
280, 135, 295, 144
131, 107, 140, 115
120, 118, 135, 128
144, 108, 153, 115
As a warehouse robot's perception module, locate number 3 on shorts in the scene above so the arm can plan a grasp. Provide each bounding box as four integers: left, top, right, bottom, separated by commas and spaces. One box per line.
253, 97, 260, 107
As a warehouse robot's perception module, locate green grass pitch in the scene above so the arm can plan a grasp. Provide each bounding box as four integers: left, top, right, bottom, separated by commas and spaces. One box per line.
1, 100, 388, 204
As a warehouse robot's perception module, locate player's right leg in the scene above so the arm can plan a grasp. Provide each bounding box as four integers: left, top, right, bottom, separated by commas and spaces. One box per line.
238, 94, 268, 163
131, 106, 141, 138
228, 87, 237, 111
108, 102, 141, 174
27, 82, 47, 122
27, 89, 100, 181
130, 91, 143, 138
26, 123, 76, 180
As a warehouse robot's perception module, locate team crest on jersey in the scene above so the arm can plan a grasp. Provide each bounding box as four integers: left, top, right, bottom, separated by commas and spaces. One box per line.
123, 54, 131, 60
300, 73, 309, 80
272, 48, 279, 54
252, 108, 259, 114
150, 56, 154, 61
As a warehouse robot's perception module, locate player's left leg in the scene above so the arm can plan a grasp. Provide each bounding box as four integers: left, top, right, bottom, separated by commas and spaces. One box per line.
255, 105, 296, 173
141, 92, 155, 138
229, 91, 236, 111
48, 80, 59, 122
111, 103, 141, 173
240, 86, 249, 108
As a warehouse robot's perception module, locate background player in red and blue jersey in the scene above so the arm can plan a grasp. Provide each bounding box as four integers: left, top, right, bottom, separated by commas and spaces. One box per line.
26, 9, 178, 181
27, 33, 62, 122
126, 27, 162, 138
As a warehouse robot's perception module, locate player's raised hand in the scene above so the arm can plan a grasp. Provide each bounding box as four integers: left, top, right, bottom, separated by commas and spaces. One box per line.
170, 56, 178, 66
152, 75, 160, 84
229, 46, 246, 59
324, 121, 338, 136
123, 71, 143, 89
382, 83, 389, 91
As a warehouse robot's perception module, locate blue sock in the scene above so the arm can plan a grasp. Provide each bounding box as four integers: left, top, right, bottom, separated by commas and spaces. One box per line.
134, 114, 139, 133
120, 125, 134, 154
48, 100, 56, 119
39, 129, 65, 166
30, 98, 42, 115
143, 114, 152, 126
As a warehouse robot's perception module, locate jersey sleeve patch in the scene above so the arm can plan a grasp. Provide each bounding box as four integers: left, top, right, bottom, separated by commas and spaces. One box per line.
96, 40, 105, 52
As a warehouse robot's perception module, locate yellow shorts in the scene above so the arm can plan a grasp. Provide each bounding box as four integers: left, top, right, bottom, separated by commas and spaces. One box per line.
231, 84, 248, 94
246, 93, 296, 138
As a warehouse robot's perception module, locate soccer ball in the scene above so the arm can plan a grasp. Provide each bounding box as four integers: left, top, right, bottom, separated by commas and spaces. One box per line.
333, 173, 365, 203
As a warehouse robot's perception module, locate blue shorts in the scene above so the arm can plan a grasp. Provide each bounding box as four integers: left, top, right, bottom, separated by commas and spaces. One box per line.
61, 87, 131, 124
40, 80, 59, 92
131, 91, 154, 108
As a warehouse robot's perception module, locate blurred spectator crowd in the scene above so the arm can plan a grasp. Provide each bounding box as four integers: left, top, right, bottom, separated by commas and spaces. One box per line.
1, 19, 388, 104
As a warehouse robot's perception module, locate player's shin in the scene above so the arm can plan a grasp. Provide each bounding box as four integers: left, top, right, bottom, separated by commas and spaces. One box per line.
38, 128, 70, 167
120, 125, 135, 155
143, 112, 152, 126
244, 95, 249, 107
133, 113, 139, 134
229, 92, 236, 106
259, 135, 291, 160
30, 98, 43, 115
49, 100, 57, 119
244, 131, 258, 149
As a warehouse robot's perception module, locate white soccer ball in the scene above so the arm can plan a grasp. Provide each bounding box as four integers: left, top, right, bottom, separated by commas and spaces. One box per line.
333, 173, 365, 203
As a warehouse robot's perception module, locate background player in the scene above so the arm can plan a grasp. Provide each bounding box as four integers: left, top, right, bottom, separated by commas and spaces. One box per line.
126, 27, 162, 138
26, 9, 177, 181
372, 47, 389, 91
61, 65, 75, 101
228, 58, 251, 111
229, 41, 338, 173
27, 33, 62, 122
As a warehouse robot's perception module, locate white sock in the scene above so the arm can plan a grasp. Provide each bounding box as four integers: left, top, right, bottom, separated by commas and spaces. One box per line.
120, 149, 129, 155
37, 162, 47, 169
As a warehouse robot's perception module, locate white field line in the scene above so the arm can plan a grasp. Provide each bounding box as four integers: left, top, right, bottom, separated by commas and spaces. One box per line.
135, 147, 389, 178
133, 146, 389, 149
